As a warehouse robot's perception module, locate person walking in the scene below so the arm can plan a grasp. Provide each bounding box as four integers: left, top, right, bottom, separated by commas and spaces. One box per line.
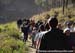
38, 16, 72, 53
21, 21, 30, 43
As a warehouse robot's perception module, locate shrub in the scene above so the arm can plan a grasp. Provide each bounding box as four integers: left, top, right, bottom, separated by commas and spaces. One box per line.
0, 22, 29, 53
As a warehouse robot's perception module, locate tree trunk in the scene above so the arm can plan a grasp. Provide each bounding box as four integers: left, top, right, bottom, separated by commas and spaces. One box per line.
62, 0, 65, 14
65, 0, 68, 8
72, 0, 75, 7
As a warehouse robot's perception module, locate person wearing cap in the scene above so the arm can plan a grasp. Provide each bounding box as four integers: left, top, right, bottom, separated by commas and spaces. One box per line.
38, 17, 72, 53
64, 21, 73, 32
64, 28, 75, 50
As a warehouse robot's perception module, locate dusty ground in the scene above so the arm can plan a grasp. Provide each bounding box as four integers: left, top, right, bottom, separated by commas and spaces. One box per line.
26, 38, 36, 53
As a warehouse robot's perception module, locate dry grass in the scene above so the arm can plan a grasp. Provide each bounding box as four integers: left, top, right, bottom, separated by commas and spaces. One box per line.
31, 7, 75, 23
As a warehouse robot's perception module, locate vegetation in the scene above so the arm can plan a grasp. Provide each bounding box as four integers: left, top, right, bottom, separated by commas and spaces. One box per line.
0, 22, 29, 53
0, 4, 75, 53
35, 0, 75, 11
32, 7, 75, 23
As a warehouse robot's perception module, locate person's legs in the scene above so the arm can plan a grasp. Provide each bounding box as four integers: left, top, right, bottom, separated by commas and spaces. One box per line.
25, 34, 28, 42
23, 35, 26, 42
23, 33, 28, 42
32, 39, 34, 47
32, 37, 36, 48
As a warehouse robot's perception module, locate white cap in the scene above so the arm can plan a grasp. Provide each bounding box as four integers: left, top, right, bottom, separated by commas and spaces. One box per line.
64, 28, 70, 33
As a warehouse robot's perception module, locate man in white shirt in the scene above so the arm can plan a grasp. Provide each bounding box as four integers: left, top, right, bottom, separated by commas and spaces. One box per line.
34, 24, 48, 49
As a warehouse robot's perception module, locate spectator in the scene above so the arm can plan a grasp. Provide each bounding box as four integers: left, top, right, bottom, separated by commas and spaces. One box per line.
21, 22, 30, 43
64, 28, 75, 50
35, 20, 43, 30
39, 17, 72, 53
17, 18, 22, 29
31, 27, 37, 48
57, 23, 62, 30
64, 28, 70, 36
64, 21, 73, 32
34, 24, 48, 49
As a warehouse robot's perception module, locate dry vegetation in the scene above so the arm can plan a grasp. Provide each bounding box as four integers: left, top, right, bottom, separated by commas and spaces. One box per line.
0, 7, 75, 53
31, 7, 75, 23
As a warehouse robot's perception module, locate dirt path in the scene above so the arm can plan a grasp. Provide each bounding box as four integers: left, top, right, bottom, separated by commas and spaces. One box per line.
27, 39, 36, 53
29, 47, 36, 53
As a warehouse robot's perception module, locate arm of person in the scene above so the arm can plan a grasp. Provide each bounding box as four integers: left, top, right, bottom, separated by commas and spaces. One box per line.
39, 34, 47, 50
34, 33, 39, 42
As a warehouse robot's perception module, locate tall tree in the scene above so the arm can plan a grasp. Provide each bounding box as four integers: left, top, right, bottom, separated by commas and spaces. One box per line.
62, 0, 65, 14
35, 0, 42, 6
65, 0, 68, 8
72, 0, 75, 7
35, 0, 50, 11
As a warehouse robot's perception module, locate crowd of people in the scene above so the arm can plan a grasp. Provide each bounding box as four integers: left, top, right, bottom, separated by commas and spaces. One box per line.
17, 14, 75, 53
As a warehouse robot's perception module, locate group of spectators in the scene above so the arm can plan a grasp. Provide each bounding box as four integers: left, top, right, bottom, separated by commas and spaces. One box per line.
17, 14, 75, 53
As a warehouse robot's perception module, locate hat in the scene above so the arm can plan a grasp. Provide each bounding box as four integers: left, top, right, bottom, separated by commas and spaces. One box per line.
64, 28, 70, 33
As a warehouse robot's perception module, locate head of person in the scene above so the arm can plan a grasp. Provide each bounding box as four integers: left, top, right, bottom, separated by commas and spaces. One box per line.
17, 18, 22, 24
64, 28, 70, 36
73, 22, 75, 27
57, 23, 62, 30
39, 24, 45, 32
45, 23, 50, 31
48, 16, 58, 28
66, 21, 73, 28
17, 18, 23, 27
68, 23, 71, 28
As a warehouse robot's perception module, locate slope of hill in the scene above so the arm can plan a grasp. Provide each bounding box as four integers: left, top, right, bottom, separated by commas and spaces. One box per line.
31, 7, 75, 23
0, 0, 74, 23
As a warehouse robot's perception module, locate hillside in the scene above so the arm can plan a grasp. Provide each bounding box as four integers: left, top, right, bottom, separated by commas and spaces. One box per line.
31, 7, 75, 23
0, 0, 74, 23
0, 7, 75, 53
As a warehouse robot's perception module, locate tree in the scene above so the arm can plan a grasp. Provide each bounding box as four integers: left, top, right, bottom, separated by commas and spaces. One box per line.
62, 0, 65, 14
35, 0, 50, 11
35, 0, 42, 6
65, 0, 68, 8
72, 0, 75, 7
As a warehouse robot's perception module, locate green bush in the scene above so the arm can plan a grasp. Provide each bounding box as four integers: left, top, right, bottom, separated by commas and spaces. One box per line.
0, 38, 29, 53
0, 22, 29, 53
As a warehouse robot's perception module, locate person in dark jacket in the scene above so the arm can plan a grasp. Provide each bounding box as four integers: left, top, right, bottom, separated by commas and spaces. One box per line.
21, 22, 30, 43
64, 28, 75, 50
38, 16, 72, 53
17, 19, 22, 29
